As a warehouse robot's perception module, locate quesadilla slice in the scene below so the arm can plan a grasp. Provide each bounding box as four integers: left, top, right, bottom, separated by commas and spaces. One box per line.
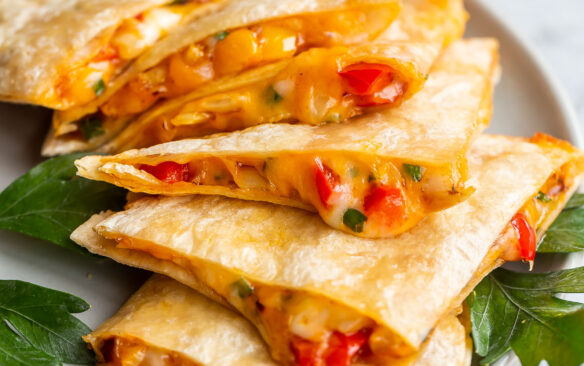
75, 38, 498, 238
46, 0, 401, 129
86, 274, 471, 366
72, 134, 584, 365
0, 0, 226, 109
42, 0, 466, 155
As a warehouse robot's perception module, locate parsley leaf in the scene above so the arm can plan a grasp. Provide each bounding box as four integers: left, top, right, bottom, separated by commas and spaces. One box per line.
0, 280, 94, 365
403, 164, 424, 182
92, 78, 105, 97
468, 267, 584, 366
343, 208, 367, 233
0, 154, 126, 253
538, 193, 584, 253
79, 116, 104, 141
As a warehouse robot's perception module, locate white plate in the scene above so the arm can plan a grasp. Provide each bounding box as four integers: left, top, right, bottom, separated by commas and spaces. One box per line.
0, 1, 582, 365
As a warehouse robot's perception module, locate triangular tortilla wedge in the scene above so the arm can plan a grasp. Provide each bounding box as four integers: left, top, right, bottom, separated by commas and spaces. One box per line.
0, 0, 227, 109
85, 274, 471, 366
74, 38, 499, 238
71, 134, 584, 365
48, 0, 402, 128
42, 0, 467, 156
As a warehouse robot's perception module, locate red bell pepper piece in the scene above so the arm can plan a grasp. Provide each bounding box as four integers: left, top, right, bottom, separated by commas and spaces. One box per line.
363, 186, 406, 229
140, 161, 190, 184
324, 331, 369, 366
354, 82, 405, 107
339, 63, 394, 96
314, 158, 342, 207
291, 337, 323, 366
510, 213, 536, 262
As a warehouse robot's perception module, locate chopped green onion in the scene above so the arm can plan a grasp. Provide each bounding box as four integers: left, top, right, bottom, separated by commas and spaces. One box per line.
214, 30, 229, 41
232, 278, 254, 298
93, 78, 105, 97
343, 208, 367, 233
80, 116, 104, 141
349, 167, 359, 178
214, 174, 224, 181
536, 191, 552, 202
403, 164, 424, 182
266, 86, 283, 104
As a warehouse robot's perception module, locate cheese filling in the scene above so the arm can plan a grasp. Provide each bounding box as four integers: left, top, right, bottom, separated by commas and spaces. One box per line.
57, 1, 205, 108
99, 337, 199, 366
59, 5, 395, 137
127, 48, 408, 149
111, 237, 415, 365
136, 154, 469, 237
497, 159, 577, 263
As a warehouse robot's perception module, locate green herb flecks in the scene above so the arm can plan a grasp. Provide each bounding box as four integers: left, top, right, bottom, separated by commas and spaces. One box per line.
468, 266, 584, 366
349, 167, 359, 178
538, 193, 584, 253
536, 191, 552, 202
92, 78, 105, 97
403, 164, 423, 182
232, 278, 254, 298
343, 208, 367, 233
0, 154, 126, 254
0, 280, 94, 366
214, 30, 229, 41
79, 116, 104, 141
266, 86, 284, 104
325, 113, 342, 123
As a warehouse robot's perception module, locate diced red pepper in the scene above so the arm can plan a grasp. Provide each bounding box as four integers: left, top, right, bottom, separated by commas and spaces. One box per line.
354, 82, 405, 107
363, 186, 406, 229
291, 337, 323, 366
140, 161, 190, 184
314, 158, 342, 207
324, 331, 369, 366
94, 44, 119, 62
510, 213, 536, 262
339, 63, 394, 96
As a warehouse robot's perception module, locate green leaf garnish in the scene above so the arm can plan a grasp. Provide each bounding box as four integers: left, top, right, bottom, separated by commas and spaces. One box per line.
0, 280, 94, 365
232, 278, 254, 298
79, 116, 104, 141
92, 78, 105, 97
266, 86, 284, 104
468, 267, 584, 366
0, 154, 126, 253
536, 191, 552, 202
403, 164, 423, 182
214, 30, 229, 41
538, 193, 584, 253
343, 208, 367, 233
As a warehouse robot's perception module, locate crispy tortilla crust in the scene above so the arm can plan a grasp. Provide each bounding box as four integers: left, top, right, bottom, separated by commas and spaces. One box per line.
83, 274, 470, 366
74, 38, 499, 208
0, 0, 225, 109
71, 134, 584, 354
43, 0, 468, 156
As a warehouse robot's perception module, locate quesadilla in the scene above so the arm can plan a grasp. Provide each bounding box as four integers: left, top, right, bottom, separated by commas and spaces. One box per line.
39, 0, 402, 136
42, 0, 467, 155
71, 134, 584, 365
75, 38, 498, 238
86, 274, 471, 366
0, 0, 226, 109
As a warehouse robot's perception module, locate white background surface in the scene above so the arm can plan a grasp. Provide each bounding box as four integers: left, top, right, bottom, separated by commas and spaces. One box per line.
486, 0, 584, 133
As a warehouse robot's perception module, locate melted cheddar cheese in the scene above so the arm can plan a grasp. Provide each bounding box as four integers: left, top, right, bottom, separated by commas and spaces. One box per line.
137, 153, 469, 238
100, 337, 199, 366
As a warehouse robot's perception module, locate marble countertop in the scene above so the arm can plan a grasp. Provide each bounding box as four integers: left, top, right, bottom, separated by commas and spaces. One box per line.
481, 0, 584, 134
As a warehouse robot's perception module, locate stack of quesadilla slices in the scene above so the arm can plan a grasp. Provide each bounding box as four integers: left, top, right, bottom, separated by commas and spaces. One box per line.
2, 0, 583, 365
